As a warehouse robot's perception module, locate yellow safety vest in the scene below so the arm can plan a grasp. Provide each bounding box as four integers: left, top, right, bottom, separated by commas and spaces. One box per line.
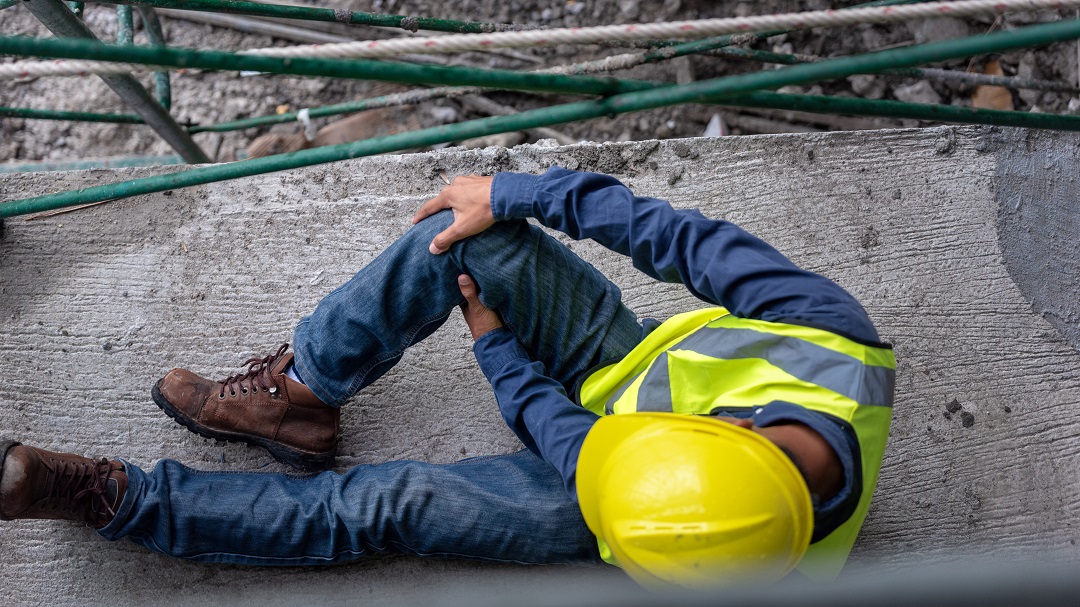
578, 308, 895, 580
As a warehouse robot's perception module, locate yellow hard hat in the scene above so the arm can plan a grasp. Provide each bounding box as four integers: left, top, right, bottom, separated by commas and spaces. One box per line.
576, 413, 813, 589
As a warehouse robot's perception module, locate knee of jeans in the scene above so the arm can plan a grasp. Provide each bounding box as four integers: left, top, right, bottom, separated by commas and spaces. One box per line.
453, 220, 532, 276
406, 209, 455, 244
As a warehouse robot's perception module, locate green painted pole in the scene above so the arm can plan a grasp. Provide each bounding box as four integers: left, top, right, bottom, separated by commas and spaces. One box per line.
82, 0, 516, 34
0, 105, 144, 122
0, 155, 184, 173
715, 46, 1080, 95
0, 35, 653, 97
22, 0, 209, 163
188, 34, 747, 134
8, 13, 1080, 100
188, 89, 460, 133
736, 91, 1080, 130
116, 4, 133, 45
135, 6, 172, 110
8, 17, 1080, 218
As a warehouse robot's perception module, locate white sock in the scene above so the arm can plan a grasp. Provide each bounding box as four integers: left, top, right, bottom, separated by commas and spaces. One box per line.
284, 362, 307, 385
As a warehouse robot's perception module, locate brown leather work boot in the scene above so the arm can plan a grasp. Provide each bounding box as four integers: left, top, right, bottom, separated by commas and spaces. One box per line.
152, 344, 339, 471
0, 440, 127, 529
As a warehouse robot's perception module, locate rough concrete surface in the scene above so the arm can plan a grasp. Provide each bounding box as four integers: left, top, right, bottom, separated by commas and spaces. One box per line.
1, 126, 1079, 605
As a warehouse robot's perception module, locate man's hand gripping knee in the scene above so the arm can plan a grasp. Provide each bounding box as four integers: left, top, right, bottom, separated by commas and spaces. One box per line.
411, 175, 495, 255
456, 275, 503, 341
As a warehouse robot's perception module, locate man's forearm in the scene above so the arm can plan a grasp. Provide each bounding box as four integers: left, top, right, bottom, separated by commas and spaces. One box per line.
473, 328, 595, 500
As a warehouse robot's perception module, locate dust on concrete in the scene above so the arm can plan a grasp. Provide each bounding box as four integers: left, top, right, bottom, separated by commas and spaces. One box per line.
2, 1, 1080, 165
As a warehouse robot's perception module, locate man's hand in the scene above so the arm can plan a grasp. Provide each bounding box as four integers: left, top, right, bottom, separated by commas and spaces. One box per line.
457, 274, 504, 341
412, 175, 496, 255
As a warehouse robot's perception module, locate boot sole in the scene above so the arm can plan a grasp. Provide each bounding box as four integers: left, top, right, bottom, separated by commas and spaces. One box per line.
151, 383, 334, 472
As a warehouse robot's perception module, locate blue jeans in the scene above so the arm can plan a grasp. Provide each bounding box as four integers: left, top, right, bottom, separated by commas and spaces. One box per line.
99, 211, 644, 566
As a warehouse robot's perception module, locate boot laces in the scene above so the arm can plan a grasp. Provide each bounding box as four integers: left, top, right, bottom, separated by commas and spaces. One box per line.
45, 457, 117, 523
220, 343, 289, 398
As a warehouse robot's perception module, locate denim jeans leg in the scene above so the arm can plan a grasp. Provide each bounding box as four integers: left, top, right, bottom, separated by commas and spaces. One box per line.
292, 210, 642, 406
99, 450, 601, 566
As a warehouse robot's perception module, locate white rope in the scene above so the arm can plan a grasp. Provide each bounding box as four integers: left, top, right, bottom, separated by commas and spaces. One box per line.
240, 0, 1080, 59
1, 0, 1078, 79
0, 59, 137, 78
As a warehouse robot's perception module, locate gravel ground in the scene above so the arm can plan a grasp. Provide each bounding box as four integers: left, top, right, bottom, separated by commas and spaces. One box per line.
1, 0, 1079, 164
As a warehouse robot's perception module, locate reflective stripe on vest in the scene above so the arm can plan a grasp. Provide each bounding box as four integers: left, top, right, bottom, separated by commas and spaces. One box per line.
578, 308, 895, 580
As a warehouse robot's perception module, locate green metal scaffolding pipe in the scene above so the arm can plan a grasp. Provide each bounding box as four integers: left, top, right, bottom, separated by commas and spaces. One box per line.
9, 13, 1080, 102
736, 91, 1080, 130
0, 105, 143, 123
0, 155, 184, 173
136, 6, 172, 110
715, 46, 1080, 95
7, 17, 1080, 218
187, 90, 452, 133
116, 4, 133, 45
189, 35, 749, 134
0, 34, 655, 97
22, 0, 209, 163
83, 0, 517, 34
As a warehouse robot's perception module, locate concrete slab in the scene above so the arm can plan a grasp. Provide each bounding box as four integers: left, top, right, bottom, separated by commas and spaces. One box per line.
1, 126, 1079, 604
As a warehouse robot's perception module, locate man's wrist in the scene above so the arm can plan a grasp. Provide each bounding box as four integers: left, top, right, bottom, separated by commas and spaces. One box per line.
473, 328, 530, 380
491, 172, 540, 221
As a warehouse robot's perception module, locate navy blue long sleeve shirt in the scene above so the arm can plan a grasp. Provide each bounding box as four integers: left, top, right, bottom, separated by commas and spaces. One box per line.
471, 168, 880, 538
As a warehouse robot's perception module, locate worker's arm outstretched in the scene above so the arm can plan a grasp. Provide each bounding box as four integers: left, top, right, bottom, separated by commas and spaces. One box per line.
414, 167, 878, 342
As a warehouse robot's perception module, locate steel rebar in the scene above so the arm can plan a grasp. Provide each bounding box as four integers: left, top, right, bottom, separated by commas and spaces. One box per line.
0, 105, 144, 123
0, 155, 184, 173
22, 0, 209, 163
135, 6, 172, 110
10, 12, 1080, 97
7, 17, 1080, 218
0, 34, 656, 96
116, 4, 133, 45
715, 47, 1080, 95
736, 90, 1080, 129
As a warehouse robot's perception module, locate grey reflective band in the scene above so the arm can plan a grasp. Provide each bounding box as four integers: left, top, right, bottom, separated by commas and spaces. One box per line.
636, 352, 673, 412
671, 326, 895, 407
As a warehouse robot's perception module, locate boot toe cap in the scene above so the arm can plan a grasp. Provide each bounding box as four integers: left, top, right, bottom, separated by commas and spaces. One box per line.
155, 368, 217, 416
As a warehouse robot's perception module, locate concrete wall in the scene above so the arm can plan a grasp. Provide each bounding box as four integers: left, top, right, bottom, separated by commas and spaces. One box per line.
1, 126, 1078, 604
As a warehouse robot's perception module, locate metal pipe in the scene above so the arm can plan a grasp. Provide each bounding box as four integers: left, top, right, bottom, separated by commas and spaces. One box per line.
7, 17, 1080, 218
81, 0, 518, 34
0, 0, 22, 10
187, 87, 469, 133
715, 47, 1080, 95
22, 0, 209, 163
135, 6, 172, 110
0, 155, 184, 173
181, 22, 937, 135
1, 105, 143, 123
735, 91, 1080, 130
116, 4, 133, 45
11, 11, 1080, 100
0, 35, 656, 97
